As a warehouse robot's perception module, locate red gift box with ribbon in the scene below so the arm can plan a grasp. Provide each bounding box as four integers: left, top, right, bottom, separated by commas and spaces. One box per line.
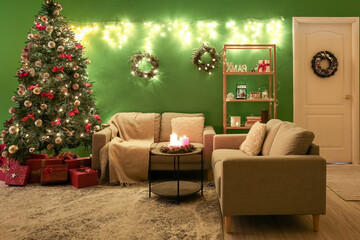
5, 164, 30, 186
26, 158, 63, 183
69, 167, 98, 188
30, 153, 48, 159
40, 164, 68, 185
64, 157, 91, 169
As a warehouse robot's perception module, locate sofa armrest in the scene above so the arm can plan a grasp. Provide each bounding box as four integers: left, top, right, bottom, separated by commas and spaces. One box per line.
220, 155, 326, 216
213, 134, 247, 150
307, 143, 320, 155
91, 127, 112, 170
203, 126, 216, 169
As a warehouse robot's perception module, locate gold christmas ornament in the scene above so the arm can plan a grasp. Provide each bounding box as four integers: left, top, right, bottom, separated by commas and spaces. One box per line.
35, 119, 43, 127
41, 16, 48, 23
74, 73, 80, 79
18, 84, 25, 90
27, 34, 34, 40
24, 100, 32, 107
74, 100, 81, 106
86, 60, 91, 65
55, 137, 63, 145
43, 72, 50, 79
61, 87, 68, 94
46, 26, 54, 34
1, 130, 7, 135
33, 87, 41, 95
8, 145, 19, 154
9, 107, 16, 114
40, 103, 47, 110
29, 148, 35, 153
72, 65, 79, 70
88, 89, 93, 95
29, 68, 35, 77
9, 126, 19, 134
47, 144, 53, 150
94, 125, 100, 131
11, 96, 16, 101
42, 136, 47, 141
35, 60, 42, 67
33, 34, 40, 40
56, 75, 62, 81
57, 45, 64, 52
59, 26, 64, 32
54, 11, 59, 16
17, 90, 25, 96
48, 41, 56, 48
59, 37, 65, 42
72, 83, 79, 90
1, 151, 8, 158
67, 131, 73, 137
57, 4, 63, 11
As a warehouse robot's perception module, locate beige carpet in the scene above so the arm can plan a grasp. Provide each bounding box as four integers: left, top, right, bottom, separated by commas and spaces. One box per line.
327, 165, 360, 201
0, 182, 222, 240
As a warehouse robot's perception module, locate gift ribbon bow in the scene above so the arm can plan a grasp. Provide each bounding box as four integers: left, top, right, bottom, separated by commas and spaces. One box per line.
41, 92, 54, 99
19, 70, 30, 79
52, 66, 64, 73
21, 113, 35, 122
83, 82, 92, 87
43, 166, 54, 176
51, 118, 62, 126
85, 123, 92, 133
258, 60, 270, 72
27, 84, 38, 90
68, 108, 79, 116
75, 44, 83, 49
93, 115, 102, 123
59, 53, 72, 61
36, 23, 46, 30
4, 117, 13, 125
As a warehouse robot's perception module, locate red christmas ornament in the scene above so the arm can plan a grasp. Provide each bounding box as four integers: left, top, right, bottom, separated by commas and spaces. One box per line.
52, 66, 64, 73
85, 123, 92, 133
59, 53, 72, 61
51, 118, 62, 126
83, 82, 92, 87
41, 92, 54, 99
27, 84, 38, 90
19, 70, 30, 79
75, 44, 83, 49
93, 115, 102, 123
4, 117, 13, 126
35, 23, 46, 30
21, 113, 35, 122
68, 108, 79, 116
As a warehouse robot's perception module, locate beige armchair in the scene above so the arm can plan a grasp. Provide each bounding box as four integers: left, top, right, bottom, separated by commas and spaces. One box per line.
212, 120, 326, 233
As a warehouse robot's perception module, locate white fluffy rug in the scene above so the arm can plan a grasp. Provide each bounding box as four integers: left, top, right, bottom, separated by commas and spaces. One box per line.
0, 182, 222, 240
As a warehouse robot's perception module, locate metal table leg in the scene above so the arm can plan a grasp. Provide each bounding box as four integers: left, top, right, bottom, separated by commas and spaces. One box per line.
177, 155, 180, 204
148, 151, 151, 198
201, 149, 203, 196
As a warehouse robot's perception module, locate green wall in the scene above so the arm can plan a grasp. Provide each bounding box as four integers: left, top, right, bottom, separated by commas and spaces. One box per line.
0, 0, 359, 152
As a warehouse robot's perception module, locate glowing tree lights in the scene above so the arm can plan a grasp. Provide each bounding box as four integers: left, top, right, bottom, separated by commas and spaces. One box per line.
1, 0, 102, 163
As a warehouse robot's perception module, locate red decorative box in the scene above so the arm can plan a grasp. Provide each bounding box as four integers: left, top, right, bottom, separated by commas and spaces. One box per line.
30, 153, 48, 159
40, 164, 68, 185
64, 157, 91, 169
5, 164, 30, 186
26, 158, 63, 183
69, 167, 98, 188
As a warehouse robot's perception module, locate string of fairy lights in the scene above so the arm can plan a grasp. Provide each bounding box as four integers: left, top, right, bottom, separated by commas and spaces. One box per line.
69, 18, 284, 52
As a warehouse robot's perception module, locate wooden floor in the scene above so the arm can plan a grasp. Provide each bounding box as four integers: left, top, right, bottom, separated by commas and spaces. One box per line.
224, 188, 360, 240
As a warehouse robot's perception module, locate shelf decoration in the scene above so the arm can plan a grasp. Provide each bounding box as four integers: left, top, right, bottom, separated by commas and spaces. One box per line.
129, 51, 159, 79
226, 93, 234, 101
230, 116, 241, 127
191, 43, 220, 74
249, 92, 260, 99
311, 51, 338, 78
257, 60, 271, 72
236, 84, 247, 99
226, 62, 247, 72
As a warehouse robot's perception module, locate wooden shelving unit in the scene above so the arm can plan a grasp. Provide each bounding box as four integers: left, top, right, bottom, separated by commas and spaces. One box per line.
222, 44, 277, 133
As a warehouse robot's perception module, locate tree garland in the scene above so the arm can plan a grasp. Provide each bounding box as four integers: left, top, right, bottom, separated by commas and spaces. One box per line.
129, 51, 159, 79
311, 51, 338, 78
190, 43, 220, 73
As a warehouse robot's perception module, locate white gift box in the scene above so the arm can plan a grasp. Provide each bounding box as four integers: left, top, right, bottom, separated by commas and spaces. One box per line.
258, 60, 271, 72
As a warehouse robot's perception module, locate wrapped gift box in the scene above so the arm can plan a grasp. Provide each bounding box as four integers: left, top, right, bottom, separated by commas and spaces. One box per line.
64, 157, 91, 169
69, 167, 98, 188
257, 60, 271, 72
40, 164, 68, 185
26, 158, 63, 183
5, 164, 30, 186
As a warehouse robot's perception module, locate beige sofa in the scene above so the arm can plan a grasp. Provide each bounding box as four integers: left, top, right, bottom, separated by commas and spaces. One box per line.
212, 119, 326, 233
92, 112, 216, 174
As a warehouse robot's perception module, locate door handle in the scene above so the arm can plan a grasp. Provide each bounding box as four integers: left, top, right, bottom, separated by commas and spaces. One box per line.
345, 94, 351, 99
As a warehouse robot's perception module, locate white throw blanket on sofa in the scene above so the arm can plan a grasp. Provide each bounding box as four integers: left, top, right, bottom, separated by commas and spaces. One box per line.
99, 112, 155, 184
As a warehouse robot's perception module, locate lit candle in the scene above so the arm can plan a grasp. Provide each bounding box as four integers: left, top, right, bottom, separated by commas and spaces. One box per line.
170, 133, 178, 146
183, 136, 189, 146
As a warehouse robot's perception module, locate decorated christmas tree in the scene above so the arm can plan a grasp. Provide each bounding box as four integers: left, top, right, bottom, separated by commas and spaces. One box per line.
1, 0, 101, 164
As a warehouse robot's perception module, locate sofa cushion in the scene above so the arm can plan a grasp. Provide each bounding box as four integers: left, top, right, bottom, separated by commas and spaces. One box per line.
269, 122, 315, 155
261, 119, 283, 155
212, 149, 249, 168
160, 112, 204, 142
154, 113, 161, 143
240, 121, 266, 156
171, 117, 204, 143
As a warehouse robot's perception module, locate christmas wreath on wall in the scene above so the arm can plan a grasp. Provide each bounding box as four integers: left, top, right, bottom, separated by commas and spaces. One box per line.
190, 43, 220, 73
129, 51, 159, 79
311, 51, 338, 78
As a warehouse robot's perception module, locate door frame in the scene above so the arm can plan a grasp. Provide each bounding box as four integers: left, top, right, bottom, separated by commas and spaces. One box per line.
293, 17, 359, 165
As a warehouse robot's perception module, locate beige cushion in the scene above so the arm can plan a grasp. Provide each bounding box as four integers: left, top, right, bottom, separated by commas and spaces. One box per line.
261, 119, 283, 155
269, 122, 315, 155
240, 121, 266, 156
160, 112, 204, 142
154, 113, 161, 142
171, 117, 204, 143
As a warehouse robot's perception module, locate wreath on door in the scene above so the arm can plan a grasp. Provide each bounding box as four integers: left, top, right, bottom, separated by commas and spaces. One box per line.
311, 51, 338, 78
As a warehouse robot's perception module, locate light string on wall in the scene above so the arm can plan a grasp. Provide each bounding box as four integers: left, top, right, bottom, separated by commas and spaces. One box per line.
69, 18, 284, 48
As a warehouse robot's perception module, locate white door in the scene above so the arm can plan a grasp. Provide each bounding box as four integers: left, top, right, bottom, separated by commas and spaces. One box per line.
293, 17, 359, 163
